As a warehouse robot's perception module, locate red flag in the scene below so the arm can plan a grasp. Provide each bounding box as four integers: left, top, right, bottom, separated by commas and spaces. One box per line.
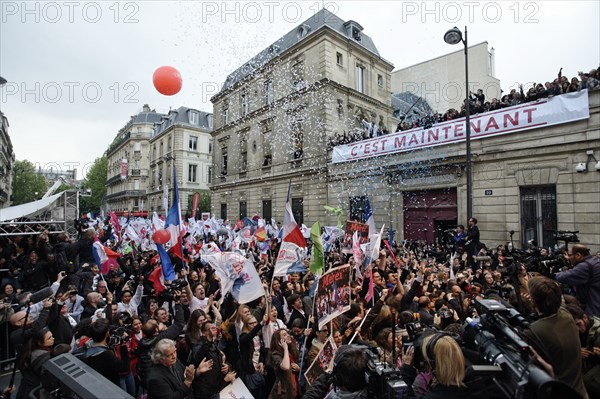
383, 240, 398, 266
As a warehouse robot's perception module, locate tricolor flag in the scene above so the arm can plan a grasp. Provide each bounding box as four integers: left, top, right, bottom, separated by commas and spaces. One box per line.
273, 182, 307, 277
165, 169, 185, 264
148, 265, 166, 293
156, 243, 176, 282
364, 196, 376, 239
92, 240, 120, 275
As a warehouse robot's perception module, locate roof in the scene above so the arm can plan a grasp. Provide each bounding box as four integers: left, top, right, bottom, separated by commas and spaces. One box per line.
153, 107, 213, 136
217, 8, 381, 95
391, 92, 433, 118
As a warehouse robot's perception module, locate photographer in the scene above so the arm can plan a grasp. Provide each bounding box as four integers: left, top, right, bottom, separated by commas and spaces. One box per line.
556, 244, 600, 318
303, 345, 371, 399
80, 317, 130, 387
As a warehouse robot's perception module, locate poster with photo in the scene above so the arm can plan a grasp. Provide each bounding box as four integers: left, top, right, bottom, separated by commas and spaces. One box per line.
341, 221, 368, 254
304, 335, 338, 386
316, 265, 352, 330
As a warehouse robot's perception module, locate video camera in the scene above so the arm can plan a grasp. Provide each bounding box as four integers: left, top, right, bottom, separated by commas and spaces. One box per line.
462, 299, 578, 399
158, 278, 188, 303
552, 230, 579, 244
358, 344, 408, 399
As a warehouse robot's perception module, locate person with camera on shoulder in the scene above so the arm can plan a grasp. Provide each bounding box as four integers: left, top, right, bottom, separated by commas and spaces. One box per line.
565, 303, 600, 397
556, 244, 600, 318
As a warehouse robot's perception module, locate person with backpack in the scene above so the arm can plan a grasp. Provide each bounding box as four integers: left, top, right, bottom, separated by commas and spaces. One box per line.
76, 318, 130, 387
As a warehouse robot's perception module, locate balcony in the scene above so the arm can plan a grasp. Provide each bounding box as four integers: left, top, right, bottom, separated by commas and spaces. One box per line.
104, 189, 146, 201
130, 169, 149, 177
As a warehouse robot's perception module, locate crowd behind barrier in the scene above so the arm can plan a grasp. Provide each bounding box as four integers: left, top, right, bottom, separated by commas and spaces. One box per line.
0, 214, 599, 399
328, 67, 600, 148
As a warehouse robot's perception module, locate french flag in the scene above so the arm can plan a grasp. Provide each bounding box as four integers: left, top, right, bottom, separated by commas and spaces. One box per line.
273, 182, 307, 277
165, 168, 185, 265
92, 239, 119, 275
364, 195, 376, 239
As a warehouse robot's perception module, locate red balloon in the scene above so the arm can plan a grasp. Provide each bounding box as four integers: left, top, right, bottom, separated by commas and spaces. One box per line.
152, 229, 171, 244
153, 66, 182, 96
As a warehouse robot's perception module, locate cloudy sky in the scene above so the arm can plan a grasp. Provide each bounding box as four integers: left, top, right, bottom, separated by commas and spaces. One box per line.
1, 1, 598, 179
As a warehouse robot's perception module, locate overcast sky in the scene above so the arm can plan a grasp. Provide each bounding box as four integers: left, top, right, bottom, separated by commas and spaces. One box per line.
1, 1, 598, 179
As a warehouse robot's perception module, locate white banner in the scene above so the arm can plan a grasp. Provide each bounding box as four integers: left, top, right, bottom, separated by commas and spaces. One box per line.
332, 90, 590, 163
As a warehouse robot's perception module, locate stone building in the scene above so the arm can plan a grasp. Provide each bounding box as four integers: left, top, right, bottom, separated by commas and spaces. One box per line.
210, 10, 599, 252
210, 9, 394, 224
147, 107, 213, 215
105, 104, 163, 216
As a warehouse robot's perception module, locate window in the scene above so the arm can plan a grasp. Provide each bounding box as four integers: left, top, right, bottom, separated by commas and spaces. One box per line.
134, 179, 140, 190
240, 140, 248, 172
265, 79, 273, 105
292, 61, 305, 90
520, 186, 557, 248
241, 92, 249, 117
188, 164, 197, 183
350, 196, 367, 222
356, 64, 365, 93
220, 203, 227, 220
262, 200, 272, 221
221, 149, 228, 175
291, 119, 303, 160
222, 108, 229, 125
188, 110, 199, 125
209, 141, 213, 154
189, 135, 198, 151
336, 52, 343, 65
377, 74, 383, 87
291, 198, 304, 226
207, 166, 212, 183
239, 201, 247, 219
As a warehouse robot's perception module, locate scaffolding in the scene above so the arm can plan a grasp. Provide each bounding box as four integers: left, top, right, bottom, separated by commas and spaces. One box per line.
0, 190, 79, 237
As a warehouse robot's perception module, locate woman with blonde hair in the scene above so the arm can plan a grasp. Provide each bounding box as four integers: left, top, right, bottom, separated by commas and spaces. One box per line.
401, 333, 470, 398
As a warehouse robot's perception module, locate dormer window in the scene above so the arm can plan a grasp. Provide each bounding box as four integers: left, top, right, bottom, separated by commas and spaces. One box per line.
343, 20, 364, 42
297, 24, 310, 39
188, 110, 199, 125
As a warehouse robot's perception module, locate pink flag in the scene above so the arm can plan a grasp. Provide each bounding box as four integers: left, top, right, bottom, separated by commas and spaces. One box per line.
352, 231, 363, 281
364, 268, 374, 303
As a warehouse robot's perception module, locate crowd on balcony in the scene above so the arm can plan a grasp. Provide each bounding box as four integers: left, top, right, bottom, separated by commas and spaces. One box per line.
328, 67, 599, 149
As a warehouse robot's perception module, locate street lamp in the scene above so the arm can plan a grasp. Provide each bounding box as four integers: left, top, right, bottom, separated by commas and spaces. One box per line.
444, 26, 472, 220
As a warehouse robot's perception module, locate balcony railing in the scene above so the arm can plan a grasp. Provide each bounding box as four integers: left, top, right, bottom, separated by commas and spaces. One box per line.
104, 189, 146, 200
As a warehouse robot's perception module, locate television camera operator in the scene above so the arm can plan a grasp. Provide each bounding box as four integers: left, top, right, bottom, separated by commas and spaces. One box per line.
555, 244, 600, 318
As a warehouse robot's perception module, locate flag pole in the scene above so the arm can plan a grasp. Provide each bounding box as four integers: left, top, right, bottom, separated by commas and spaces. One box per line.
348, 307, 372, 344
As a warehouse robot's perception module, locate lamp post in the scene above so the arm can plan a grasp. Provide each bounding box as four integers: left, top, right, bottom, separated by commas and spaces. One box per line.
444, 26, 472, 220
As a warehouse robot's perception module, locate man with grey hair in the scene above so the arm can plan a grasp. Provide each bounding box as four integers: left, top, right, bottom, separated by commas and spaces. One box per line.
146, 338, 212, 399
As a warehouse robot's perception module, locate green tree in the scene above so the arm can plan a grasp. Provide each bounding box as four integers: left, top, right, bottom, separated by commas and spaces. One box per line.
11, 160, 48, 205
80, 156, 107, 214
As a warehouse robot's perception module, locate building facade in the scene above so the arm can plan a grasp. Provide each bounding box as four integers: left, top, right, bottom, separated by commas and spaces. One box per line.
147, 107, 213, 215
105, 104, 163, 215
0, 111, 15, 208
391, 42, 501, 114
210, 9, 394, 224
328, 90, 600, 252
210, 10, 600, 253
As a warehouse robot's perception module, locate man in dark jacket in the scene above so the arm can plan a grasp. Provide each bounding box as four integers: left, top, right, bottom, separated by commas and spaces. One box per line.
556, 244, 600, 317
137, 303, 186, 388
82, 318, 130, 387
146, 338, 199, 399
189, 321, 236, 399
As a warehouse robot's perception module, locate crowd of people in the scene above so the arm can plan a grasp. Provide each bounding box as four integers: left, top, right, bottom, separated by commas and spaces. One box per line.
328, 66, 600, 148
0, 213, 599, 399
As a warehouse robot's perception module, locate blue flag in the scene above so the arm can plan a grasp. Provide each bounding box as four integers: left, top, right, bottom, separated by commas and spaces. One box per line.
156, 243, 176, 281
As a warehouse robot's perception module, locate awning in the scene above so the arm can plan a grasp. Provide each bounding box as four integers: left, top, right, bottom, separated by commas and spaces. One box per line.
0, 192, 64, 222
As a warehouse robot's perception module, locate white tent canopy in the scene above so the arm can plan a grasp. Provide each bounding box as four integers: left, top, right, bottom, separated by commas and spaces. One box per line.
0, 192, 64, 222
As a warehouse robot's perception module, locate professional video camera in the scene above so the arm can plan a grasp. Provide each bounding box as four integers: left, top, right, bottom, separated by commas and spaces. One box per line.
462, 299, 578, 399
360, 344, 408, 399
552, 230, 579, 245
109, 324, 131, 347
